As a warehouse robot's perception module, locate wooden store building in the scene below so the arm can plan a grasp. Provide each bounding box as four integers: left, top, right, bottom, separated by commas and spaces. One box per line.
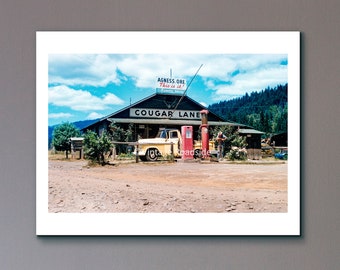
82, 92, 242, 141
81, 77, 264, 159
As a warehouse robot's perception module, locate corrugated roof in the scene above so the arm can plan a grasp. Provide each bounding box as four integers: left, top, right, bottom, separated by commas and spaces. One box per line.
108, 118, 242, 126
238, 128, 264, 134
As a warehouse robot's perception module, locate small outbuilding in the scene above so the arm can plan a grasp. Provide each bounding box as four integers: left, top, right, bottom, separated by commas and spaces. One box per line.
270, 132, 287, 147
238, 128, 264, 160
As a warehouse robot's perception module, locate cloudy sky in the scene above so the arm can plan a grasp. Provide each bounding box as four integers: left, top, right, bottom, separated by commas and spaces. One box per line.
48, 53, 288, 126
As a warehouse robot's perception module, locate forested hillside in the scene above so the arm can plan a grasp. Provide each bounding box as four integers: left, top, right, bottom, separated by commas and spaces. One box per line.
208, 84, 287, 135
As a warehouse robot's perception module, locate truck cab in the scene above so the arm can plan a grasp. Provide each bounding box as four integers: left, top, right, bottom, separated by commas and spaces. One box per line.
134, 128, 216, 161
134, 128, 181, 161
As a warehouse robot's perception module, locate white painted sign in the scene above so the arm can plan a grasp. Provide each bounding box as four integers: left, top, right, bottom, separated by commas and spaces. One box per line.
130, 108, 201, 119
156, 77, 186, 90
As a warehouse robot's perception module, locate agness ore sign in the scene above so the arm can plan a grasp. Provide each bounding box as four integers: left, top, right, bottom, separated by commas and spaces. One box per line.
156, 77, 186, 90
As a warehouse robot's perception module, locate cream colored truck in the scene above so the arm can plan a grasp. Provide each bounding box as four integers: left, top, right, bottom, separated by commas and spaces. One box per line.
134, 128, 217, 161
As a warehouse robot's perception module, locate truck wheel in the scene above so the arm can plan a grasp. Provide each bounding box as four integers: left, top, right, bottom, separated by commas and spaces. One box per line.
146, 148, 159, 161
139, 156, 147, 161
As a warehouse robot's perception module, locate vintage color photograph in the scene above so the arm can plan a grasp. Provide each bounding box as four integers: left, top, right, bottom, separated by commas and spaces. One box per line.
37, 32, 300, 235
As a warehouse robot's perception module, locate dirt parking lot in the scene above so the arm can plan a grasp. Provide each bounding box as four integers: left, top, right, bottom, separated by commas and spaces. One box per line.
48, 159, 287, 213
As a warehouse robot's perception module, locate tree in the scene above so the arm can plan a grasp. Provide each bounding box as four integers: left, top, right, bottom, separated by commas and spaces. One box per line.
260, 110, 270, 134
52, 122, 80, 158
208, 84, 288, 134
109, 123, 135, 154
83, 130, 113, 165
109, 124, 126, 154
125, 123, 134, 143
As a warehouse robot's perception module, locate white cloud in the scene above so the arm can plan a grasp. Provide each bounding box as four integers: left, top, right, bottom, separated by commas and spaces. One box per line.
86, 112, 104, 120
48, 85, 124, 111
117, 54, 215, 88
49, 54, 230, 89
213, 66, 287, 99
115, 54, 287, 93
49, 54, 288, 101
49, 54, 121, 87
48, 112, 73, 119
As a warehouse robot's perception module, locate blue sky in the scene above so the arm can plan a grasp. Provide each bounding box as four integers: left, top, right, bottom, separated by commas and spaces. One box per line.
48, 54, 288, 126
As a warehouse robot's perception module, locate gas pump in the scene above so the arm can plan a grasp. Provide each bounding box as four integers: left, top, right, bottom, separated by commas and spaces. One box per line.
181, 126, 193, 160
200, 110, 209, 159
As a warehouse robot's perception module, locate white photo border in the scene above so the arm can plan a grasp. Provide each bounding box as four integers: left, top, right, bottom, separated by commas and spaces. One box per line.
36, 31, 300, 236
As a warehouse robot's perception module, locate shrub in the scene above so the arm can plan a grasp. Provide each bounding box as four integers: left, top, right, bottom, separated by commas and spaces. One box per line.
83, 131, 113, 165
226, 134, 248, 161
227, 147, 248, 161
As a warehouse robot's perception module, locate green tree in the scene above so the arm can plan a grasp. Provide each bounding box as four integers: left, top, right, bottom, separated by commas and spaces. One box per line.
110, 124, 127, 154
277, 103, 288, 133
52, 122, 80, 158
208, 84, 288, 134
83, 130, 113, 165
125, 123, 134, 143
110, 123, 136, 154
260, 110, 270, 133
247, 113, 260, 130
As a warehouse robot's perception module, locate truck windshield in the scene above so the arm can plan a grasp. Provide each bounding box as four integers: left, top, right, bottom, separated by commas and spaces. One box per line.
157, 130, 167, 139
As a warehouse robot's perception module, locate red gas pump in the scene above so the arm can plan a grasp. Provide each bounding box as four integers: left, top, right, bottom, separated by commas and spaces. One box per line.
181, 126, 193, 160
200, 110, 209, 159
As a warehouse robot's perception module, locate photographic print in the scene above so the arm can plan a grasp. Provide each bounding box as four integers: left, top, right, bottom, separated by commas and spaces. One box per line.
36, 31, 300, 235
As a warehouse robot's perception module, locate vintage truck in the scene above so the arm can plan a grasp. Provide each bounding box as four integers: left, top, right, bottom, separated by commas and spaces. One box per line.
133, 128, 217, 161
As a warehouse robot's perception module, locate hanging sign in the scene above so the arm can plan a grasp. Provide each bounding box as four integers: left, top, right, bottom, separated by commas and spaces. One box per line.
156, 77, 186, 90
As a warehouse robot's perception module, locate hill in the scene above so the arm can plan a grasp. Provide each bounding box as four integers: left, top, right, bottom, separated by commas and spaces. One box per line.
208, 84, 287, 135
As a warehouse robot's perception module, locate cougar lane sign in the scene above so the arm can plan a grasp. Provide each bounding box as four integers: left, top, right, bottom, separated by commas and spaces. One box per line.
130, 108, 201, 120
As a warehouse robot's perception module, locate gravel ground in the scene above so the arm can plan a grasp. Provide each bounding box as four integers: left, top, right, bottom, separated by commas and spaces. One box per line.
48, 159, 287, 213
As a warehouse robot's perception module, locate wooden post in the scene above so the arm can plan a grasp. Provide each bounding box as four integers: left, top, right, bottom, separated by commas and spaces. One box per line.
112, 146, 116, 161
170, 142, 174, 162
135, 143, 139, 163
71, 142, 75, 159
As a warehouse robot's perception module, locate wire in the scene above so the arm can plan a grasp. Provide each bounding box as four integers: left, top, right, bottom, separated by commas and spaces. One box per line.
169, 64, 203, 118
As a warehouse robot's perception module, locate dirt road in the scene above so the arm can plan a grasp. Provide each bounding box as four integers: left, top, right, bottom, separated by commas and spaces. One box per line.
48, 159, 287, 213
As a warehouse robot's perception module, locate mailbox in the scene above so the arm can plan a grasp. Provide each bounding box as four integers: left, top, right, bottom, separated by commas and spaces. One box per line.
181, 126, 193, 160
70, 137, 84, 159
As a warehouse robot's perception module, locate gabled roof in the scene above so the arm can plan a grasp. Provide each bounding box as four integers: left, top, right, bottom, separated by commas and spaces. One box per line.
82, 93, 244, 130
108, 93, 226, 120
